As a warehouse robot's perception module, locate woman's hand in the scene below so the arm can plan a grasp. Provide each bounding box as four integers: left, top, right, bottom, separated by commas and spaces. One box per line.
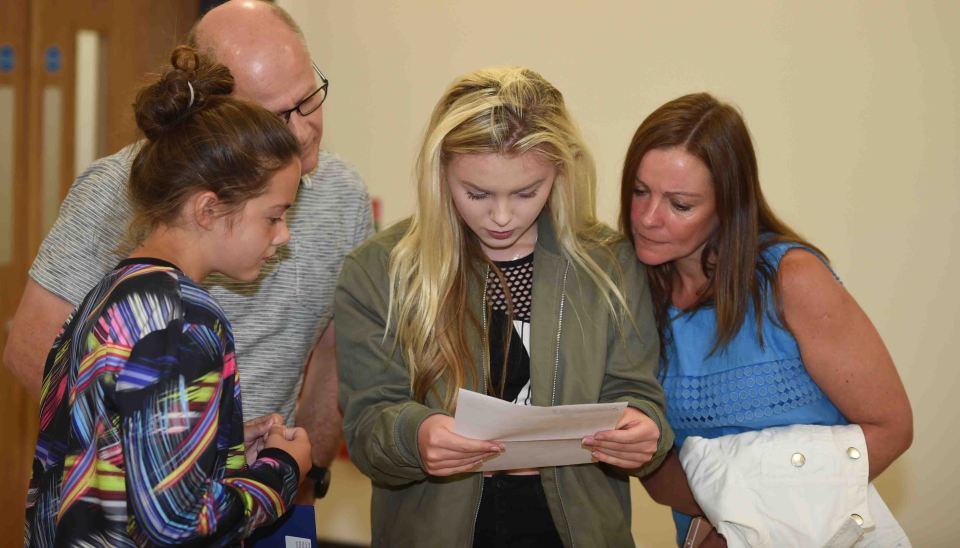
583, 407, 659, 469
243, 413, 284, 465
417, 414, 503, 476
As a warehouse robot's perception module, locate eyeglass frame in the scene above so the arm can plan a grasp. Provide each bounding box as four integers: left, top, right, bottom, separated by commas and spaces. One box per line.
276, 63, 329, 124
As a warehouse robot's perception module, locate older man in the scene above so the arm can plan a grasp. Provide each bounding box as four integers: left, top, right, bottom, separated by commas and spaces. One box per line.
3, 0, 370, 497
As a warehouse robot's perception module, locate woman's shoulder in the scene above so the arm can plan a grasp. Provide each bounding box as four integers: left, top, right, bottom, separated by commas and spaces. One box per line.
759, 235, 840, 296
759, 237, 827, 271
348, 218, 411, 259
340, 218, 413, 285
579, 224, 640, 273
777, 247, 842, 299
579, 222, 627, 251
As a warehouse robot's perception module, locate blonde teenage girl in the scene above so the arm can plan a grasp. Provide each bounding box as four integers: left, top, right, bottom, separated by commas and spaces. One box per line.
337, 67, 673, 547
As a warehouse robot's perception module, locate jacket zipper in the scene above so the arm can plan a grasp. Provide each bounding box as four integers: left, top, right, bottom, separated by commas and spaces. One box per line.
550, 262, 568, 405
470, 262, 575, 546
551, 262, 575, 547
468, 272, 490, 547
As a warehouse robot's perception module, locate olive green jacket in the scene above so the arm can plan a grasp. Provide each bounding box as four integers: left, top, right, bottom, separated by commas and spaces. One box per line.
335, 215, 674, 547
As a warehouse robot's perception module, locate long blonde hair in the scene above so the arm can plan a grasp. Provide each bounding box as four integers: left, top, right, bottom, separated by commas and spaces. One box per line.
390, 67, 627, 411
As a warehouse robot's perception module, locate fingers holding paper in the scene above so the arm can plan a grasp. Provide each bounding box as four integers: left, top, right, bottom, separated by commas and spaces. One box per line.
417, 414, 504, 476
583, 407, 660, 469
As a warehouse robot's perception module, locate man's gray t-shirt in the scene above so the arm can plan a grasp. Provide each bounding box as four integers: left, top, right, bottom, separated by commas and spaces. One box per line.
31, 144, 373, 423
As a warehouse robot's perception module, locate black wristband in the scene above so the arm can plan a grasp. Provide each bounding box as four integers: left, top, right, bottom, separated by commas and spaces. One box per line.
307, 465, 331, 499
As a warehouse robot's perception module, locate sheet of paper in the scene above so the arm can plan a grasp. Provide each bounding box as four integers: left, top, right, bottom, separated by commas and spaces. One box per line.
453, 388, 627, 471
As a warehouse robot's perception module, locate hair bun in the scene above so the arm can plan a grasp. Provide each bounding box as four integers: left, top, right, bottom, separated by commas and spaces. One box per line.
133, 45, 234, 140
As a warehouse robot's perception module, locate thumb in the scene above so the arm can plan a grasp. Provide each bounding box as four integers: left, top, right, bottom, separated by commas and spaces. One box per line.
616, 407, 644, 429
264, 413, 284, 428
247, 413, 282, 433
285, 426, 308, 441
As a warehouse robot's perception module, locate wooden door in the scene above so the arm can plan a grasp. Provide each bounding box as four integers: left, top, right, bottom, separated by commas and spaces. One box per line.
0, 0, 199, 541
0, 0, 36, 538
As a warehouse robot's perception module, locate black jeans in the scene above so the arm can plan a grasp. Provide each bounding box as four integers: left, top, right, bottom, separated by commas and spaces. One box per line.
473, 474, 563, 548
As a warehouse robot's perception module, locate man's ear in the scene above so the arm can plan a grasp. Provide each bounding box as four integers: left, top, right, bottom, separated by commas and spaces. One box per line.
191, 191, 222, 230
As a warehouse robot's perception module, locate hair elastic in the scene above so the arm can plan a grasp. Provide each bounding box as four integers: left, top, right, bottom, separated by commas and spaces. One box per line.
187, 81, 195, 109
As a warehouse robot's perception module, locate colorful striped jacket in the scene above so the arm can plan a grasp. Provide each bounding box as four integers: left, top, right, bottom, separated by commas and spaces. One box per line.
26, 258, 300, 547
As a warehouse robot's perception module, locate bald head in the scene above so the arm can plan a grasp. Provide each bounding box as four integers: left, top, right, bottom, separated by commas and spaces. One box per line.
190, 1, 305, 55
188, 0, 326, 173
190, 1, 308, 88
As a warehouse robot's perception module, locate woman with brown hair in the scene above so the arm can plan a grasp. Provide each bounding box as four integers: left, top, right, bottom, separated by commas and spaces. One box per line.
619, 93, 912, 546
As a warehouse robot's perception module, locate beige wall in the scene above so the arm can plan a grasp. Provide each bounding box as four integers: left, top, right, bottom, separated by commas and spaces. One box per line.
281, 1, 960, 545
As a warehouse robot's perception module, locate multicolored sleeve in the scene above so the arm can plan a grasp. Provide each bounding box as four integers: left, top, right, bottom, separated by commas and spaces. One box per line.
111, 316, 300, 545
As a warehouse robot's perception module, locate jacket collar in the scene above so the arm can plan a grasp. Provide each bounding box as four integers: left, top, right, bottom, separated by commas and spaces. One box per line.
533, 210, 562, 258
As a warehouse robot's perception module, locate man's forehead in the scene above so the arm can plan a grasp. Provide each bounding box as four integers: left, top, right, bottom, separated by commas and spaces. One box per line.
212, 41, 309, 103
199, 10, 306, 68
232, 58, 313, 107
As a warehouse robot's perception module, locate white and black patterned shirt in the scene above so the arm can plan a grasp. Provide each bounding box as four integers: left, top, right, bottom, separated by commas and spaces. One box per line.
486, 252, 534, 406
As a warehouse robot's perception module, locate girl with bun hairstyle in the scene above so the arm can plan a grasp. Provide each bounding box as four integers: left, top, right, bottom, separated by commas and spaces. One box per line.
25, 46, 311, 546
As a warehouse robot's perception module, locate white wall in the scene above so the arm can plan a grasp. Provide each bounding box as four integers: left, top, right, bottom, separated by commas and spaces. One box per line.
281, 1, 960, 545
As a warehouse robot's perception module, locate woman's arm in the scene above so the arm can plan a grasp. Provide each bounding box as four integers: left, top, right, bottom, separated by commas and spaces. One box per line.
335, 252, 500, 484
639, 449, 702, 515
589, 244, 674, 473
641, 452, 727, 547
779, 249, 913, 479
334, 254, 440, 485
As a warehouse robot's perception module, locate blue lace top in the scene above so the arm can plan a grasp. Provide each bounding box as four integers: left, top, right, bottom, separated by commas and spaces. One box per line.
662, 242, 848, 544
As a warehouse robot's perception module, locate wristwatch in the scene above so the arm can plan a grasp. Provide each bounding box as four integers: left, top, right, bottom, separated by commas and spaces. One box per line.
307, 465, 331, 499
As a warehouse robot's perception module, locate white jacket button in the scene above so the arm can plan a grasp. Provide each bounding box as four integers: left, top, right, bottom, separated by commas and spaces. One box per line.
847, 447, 861, 460
791, 452, 806, 467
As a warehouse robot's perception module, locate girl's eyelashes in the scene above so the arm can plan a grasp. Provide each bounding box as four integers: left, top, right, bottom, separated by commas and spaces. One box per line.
672, 202, 692, 213
467, 191, 538, 200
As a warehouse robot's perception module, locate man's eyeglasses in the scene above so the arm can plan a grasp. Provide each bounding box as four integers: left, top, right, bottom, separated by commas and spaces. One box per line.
277, 63, 329, 124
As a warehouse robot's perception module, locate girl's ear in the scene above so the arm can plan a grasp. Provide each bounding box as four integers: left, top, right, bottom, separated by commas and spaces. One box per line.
191, 191, 222, 230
